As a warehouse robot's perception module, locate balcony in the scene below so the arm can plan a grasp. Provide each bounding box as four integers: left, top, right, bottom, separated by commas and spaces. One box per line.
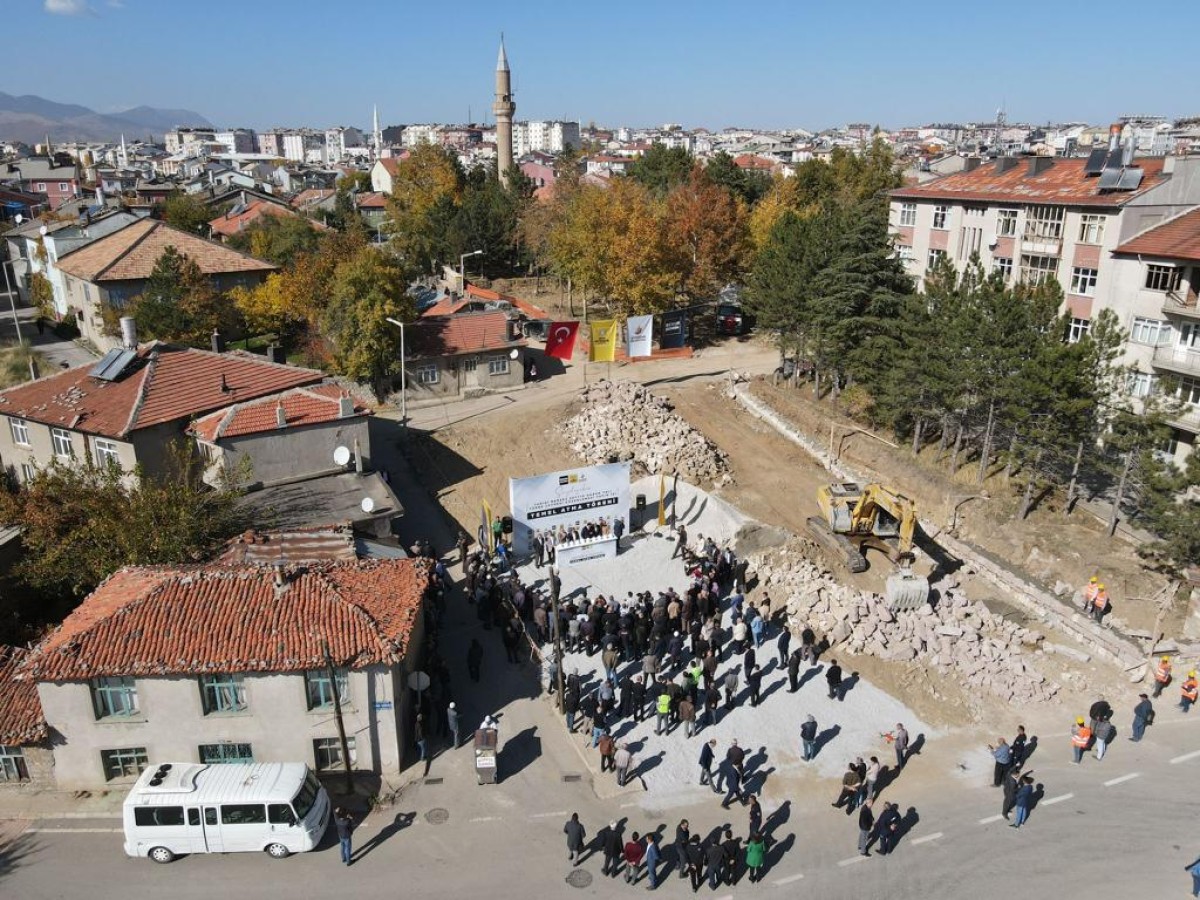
1162, 290, 1200, 320
1152, 345, 1200, 377
1168, 405, 1200, 435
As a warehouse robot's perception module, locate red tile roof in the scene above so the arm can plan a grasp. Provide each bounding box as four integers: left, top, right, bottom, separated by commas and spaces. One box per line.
0, 646, 47, 744
890, 157, 1168, 208
0, 344, 324, 438
421, 296, 470, 318
290, 188, 335, 210
188, 384, 372, 442
464, 282, 550, 319
54, 219, 277, 283
209, 198, 317, 238
356, 191, 387, 209
733, 154, 775, 171
409, 310, 522, 358
17, 559, 431, 681
216, 525, 358, 565
1114, 207, 1200, 261
376, 155, 409, 176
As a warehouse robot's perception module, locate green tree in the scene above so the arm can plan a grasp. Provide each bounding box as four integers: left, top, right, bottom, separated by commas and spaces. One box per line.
704, 151, 769, 206
0, 444, 246, 603
226, 214, 322, 267
160, 190, 212, 234
127, 246, 241, 345
384, 144, 466, 273
627, 143, 694, 196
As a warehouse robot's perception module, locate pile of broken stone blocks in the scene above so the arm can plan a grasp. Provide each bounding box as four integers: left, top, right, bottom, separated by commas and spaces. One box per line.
755, 544, 1059, 710
561, 379, 730, 483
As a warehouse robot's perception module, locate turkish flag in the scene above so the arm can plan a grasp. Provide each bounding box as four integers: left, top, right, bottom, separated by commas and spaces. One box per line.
544, 321, 580, 360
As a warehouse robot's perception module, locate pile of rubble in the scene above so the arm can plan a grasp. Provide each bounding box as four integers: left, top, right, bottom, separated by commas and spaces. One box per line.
755, 544, 1059, 710
561, 380, 730, 483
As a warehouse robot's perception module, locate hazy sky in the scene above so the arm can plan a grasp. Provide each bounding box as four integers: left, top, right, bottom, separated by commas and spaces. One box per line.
10, 0, 1200, 132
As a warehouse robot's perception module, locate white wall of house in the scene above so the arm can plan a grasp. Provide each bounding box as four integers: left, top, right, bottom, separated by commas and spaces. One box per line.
0, 414, 137, 485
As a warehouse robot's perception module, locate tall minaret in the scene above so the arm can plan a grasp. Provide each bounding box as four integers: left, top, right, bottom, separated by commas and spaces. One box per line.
493, 36, 515, 187
372, 104, 382, 161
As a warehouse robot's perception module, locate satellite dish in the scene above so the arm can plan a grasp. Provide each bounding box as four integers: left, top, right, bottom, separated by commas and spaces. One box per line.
333, 445, 351, 466
509, 348, 519, 359
360, 497, 376, 513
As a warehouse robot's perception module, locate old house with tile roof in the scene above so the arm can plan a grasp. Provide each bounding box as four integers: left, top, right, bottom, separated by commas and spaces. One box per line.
407, 310, 525, 401
15, 558, 432, 789
0, 342, 324, 485
52, 217, 277, 350
0, 645, 52, 785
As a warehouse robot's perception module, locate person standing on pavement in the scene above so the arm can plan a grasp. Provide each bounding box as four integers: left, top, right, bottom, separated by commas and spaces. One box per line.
1011, 775, 1034, 828
699, 739, 717, 790
447, 702, 460, 750
747, 794, 763, 836
989, 738, 1012, 786
787, 648, 802, 693
1093, 717, 1115, 760
623, 831, 645, 884
415, 713, 428, 763
875, 801, 901, 854
643, 832, 661, 889
744, 832, 766, 883
1131, 693, 1154, 742
865, 756, 881, 801
564, 813, 586, 866
852, 756, 869, 809
602, 821, 624, 878
857, 798, 875, 856
655, 685, 672, 735
1153, 656, 1172, 698
777, 627, 791, 668
705, 835, 725, 890
334, 807, 354, 865
721, 829, 740, 886
1010, 725, 1028, 767
673, 523, 688, 559
1071, 717, 1092, 764
685, 835, 705, 892
598, 731, 616, 772
679, 694, 696, 738
748, 665, 763, 708
614, 742, 634, 787
1181, 670, 1198, 713
832, 763, 860, 811
893, 723, 910, 770
1001, 766, 1020, 820
674, 820, 691, 881
825, 659, 843, 700
800, 715, 818, 761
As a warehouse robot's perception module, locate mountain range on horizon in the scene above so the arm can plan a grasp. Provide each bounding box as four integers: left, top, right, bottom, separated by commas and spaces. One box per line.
0, 92, 211, 146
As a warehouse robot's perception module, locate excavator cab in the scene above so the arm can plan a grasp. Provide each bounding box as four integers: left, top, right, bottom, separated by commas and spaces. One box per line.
809, 481, 930, 610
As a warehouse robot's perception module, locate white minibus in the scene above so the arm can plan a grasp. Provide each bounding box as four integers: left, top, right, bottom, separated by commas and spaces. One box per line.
122, 761, 330, 863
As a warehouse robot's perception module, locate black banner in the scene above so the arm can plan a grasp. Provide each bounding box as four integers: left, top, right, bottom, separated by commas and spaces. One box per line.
660, 310, 688, 349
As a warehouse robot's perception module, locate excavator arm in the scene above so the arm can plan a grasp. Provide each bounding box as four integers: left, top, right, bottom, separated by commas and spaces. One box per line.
851, 484, 918, 554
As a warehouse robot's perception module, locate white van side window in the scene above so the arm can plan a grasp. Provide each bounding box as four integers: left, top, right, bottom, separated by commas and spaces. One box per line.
134, 807, 184, 827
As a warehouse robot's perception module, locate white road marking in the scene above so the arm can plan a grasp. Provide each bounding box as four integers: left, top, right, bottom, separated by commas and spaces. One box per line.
1171, 749, 1200, 764
468, 816, 502, 822
911, 832, 944, 845
772, 873, 805, 885
838, 855, 868, 867
1041, 793, 1074, 806
978, 814, 1004, 824
27, 827, 122, 833
620, 801, 641, 808
1104, 772, 1140, 787
529, 810, 568, 819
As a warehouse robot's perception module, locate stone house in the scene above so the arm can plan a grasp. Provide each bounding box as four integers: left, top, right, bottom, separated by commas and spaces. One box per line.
0, 645, 53, 786
14, 558, 432, 790
407, 310, 525, 402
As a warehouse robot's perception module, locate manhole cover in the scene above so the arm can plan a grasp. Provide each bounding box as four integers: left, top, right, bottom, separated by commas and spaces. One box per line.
424, 808, 450, 825
565, 869, 593, 888
562, 773, 582, 783
424, 777, 444, 785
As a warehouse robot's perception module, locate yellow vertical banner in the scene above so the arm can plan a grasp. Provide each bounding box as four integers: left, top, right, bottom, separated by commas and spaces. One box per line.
589, 319, 617, 362
658, 471, 667, 526
481, 500, 494, 553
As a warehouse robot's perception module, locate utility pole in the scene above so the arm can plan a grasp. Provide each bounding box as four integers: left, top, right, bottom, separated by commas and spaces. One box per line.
551, 590, 566, 712
322, 640, 354, 795
1107, 449, 1134, 537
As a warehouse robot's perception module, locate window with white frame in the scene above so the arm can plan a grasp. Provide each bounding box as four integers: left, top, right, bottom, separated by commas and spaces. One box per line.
1175, 376, 1200, 406
1127, 370, 1159, 398
1019, 254, 1059, 284
1078, 214, 1106, 244
1145, 264, 1181, 292
964, 205, 985, 217
313, 736, 356, 771
200, 674, 248, 714
463, 357, 477, 372
1067, 318, 1091, 343
932, 205, 949, 229
994, 257, 1013, 280
35, 182, 45, 192
19, 463, 35, 483
488, 357, 509, 375
898, 202, 916, 227
996, 209, 1018, 237
101, 747, 148, 781
1070, 267, 1098, 296
304, 669, 349, 710
94, 439, 120, 468
927, 248, 947, 270
957, 227, 983, 260
9, 418, 29, 447
415, 364, 438, 385
895, 244, 914, 263
1130, 316, 1173, 346
1024, 205, 1065, 240
92, 676, 139, 719
0, 746, 29, 782
58, 182, 69, 192
51, 428, 73, 459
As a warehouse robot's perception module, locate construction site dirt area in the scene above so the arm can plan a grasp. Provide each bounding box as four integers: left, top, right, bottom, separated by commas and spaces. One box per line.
404, 370, 1163, 729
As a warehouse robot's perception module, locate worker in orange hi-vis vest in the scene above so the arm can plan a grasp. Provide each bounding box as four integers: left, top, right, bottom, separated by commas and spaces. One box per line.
1091, 584, 1110, 623
1071, 717, 1092, 764
1153, 656, 1173, 698
1082, 576, 1100, 612
1181, 671, 1198, 714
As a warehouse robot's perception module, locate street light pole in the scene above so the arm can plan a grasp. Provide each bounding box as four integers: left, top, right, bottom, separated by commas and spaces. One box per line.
385, 317, 407, 426
459, 249, 483, 284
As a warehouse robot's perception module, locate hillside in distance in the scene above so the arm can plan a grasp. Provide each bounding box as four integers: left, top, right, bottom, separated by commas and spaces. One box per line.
0, 92, 211, 144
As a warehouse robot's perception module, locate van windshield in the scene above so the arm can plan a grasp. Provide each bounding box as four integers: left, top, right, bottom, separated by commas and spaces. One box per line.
292, 773, 320, 820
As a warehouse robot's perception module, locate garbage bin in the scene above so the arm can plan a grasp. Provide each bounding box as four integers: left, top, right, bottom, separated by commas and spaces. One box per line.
474, 728, 498, 784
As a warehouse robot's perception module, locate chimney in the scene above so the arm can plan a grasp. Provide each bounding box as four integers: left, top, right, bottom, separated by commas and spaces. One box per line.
1121, 134, 1135, 168
273, 562, 286, 590
1109, 123, 1123, 152
1163, 155, 1177, 176
220, 373, 231, 393
1027, 157, 1054, 176
211, 330, 226, 353
963, 157, 982, 173
353, 436, 364, 474
338, 393, 355, 418
275, 400, 287, 429
266, 344, 284, 364
119, 316, 138, 350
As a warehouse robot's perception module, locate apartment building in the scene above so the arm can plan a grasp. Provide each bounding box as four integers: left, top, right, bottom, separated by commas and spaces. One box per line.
512, 120, 581, 158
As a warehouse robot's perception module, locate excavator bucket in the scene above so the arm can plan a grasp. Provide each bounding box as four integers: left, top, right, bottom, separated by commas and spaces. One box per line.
886, 566, 930, 611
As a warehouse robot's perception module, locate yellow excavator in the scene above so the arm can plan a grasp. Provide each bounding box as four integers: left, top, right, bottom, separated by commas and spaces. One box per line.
807, 482, 930, 610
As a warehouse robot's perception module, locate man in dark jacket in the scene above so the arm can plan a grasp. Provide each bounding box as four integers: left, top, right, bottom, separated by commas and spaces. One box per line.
334, 807, 354, 865
721, 828, 740, 885
800, 715, 818, 761
1131, 693, 1154, 742
631, 674, 647, 722
857, 798, 875, 856
685, 835, 705, 892
564, 812, 586, 865
788, 649, 802, 692
698, 738, 717, 789
777, 627, 791, 668
825, 659, 843, 700
748, 666, 763, 707
602, 821, 623, 877
705, 836, 725, 890
875, 802, 901, 854
1089, 697, 1113, 732
1001, 767, 1020, 820
674, 820, 690, 881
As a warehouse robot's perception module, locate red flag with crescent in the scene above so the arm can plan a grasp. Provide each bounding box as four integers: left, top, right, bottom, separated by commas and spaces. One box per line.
544, 321, 580, 360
